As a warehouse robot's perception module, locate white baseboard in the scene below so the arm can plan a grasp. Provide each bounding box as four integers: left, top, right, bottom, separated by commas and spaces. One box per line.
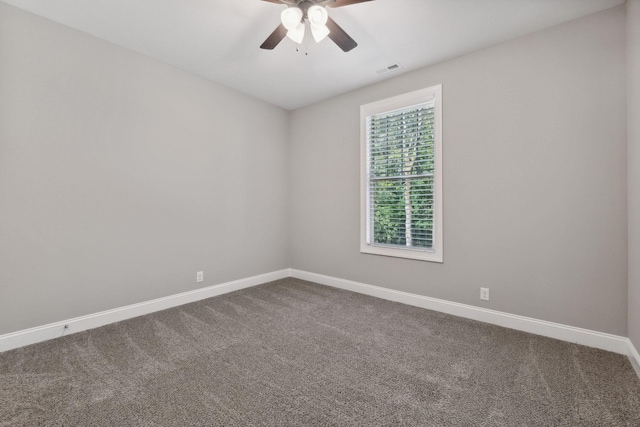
290, 269, 631, 356
0, 269, 289, 353
629, 339, 640, 378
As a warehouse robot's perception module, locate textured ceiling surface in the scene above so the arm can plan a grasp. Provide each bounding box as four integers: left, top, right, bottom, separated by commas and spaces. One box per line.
0, 0, 625, 109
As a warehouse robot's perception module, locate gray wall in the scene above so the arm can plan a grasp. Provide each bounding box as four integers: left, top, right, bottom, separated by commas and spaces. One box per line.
629, 0, 640, 349
0, 2, 633, 340
0, 3, 290, 335
289, 7, 628, 335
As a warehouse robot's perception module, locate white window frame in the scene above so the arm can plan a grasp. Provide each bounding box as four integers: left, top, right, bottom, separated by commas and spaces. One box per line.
360, 85, 443, 262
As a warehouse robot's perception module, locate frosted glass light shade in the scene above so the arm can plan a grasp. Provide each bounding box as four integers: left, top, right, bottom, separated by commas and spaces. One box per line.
307, 5, 329, 43
281, 7, 303, 31
307, 5, 328, 26
286, 22, 305, 44
310, 24, 330, 42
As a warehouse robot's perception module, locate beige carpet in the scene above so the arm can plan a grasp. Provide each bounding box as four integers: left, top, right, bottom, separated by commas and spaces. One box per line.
1, 278, 639, 426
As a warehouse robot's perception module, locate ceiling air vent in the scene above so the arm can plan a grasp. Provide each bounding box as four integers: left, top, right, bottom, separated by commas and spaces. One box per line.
376, 63, 401, 75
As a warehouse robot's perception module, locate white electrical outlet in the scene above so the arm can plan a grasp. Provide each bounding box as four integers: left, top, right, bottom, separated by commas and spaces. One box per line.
196, 271, 204, 283
480, 287, 490, 301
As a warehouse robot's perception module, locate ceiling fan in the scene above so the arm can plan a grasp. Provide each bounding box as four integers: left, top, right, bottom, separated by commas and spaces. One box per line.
260, 0, 374, 52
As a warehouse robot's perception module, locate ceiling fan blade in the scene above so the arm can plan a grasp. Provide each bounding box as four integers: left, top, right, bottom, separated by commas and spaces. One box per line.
326, 16, 357, 52
261, 0, 284, 3
327, 0, 374, 8
260, 24, 288, 50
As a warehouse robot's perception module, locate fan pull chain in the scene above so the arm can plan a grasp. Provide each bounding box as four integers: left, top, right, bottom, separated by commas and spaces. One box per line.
295, 45, 309, 56
303, 29, 309, 56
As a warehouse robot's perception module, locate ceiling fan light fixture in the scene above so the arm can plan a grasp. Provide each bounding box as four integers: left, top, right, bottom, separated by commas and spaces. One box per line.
310, 23, 330, 43
281, 7, 303, 31
307, 5, 329, 42
286, 22, 305, 44
307, 5, 328, 27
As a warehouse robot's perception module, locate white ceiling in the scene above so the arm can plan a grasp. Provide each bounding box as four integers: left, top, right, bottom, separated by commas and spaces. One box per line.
1, 0, 625, 110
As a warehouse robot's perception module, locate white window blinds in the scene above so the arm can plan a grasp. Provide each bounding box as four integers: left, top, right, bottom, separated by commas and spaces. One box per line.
366, 103, 435, 250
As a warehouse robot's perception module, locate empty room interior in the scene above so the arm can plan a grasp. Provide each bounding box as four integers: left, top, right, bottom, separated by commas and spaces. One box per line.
1, 0, 640, 425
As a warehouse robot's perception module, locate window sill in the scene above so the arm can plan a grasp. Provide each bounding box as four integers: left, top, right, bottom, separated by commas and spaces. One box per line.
360, 244, 443, 263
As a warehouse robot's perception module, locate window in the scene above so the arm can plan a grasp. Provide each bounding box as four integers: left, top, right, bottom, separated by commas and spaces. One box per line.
360, 85, 443, 262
